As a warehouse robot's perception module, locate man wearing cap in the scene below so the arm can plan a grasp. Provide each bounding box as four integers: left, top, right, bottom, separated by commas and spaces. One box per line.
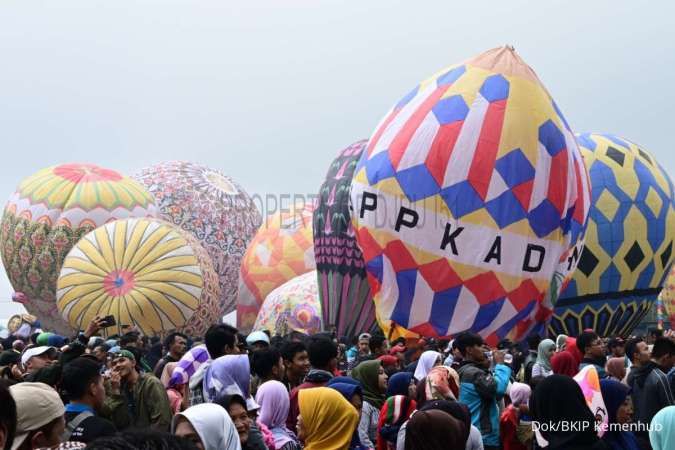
20, 346, 57, 380
102, 349, 172, 432
152, 332, 188, 378
0, 350, 23, 383
9, 382, 65, 450
246, 330, 270, 352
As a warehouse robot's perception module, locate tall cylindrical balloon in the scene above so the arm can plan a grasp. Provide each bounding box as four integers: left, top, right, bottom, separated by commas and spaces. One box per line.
56, 218, 221, 337
550, 134, 675, 337
314, 140, 376, 337
1, 163, 158, 334
350, 47, 590, 345
134, 161, 261, 317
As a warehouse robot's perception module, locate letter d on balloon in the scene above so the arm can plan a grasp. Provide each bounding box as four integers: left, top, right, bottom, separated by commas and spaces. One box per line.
522, 244, 546, 272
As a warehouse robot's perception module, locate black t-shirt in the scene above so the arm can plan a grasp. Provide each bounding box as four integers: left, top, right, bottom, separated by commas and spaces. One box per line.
64, 411, 116, 443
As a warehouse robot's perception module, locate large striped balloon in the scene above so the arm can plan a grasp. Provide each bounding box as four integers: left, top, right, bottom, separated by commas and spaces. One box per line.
350, 47, 590, 345
56, 218, 221, 337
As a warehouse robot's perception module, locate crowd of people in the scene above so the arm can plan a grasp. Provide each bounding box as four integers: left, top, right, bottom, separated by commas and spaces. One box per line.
1, 317, 675, 450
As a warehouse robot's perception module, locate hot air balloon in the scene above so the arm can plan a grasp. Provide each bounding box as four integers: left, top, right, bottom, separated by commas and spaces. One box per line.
350, 46, 590, 345
134, 161, 262, 317
1, 163, 158, 334
56, 218, 221, 337
314, 140, 376, 337
550, 135, 675, 337
237, 202, 315, 332
660, 266, 675, 329
253, 271, 323, 336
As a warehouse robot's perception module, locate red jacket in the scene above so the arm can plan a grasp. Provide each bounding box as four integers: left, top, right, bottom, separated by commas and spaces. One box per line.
500, 405, 528, 450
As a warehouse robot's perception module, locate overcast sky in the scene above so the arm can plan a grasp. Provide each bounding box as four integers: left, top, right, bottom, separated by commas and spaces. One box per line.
1, 0, 673, 322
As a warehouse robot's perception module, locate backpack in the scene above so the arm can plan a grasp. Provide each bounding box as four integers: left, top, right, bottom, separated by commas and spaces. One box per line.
62, 410, 94, 442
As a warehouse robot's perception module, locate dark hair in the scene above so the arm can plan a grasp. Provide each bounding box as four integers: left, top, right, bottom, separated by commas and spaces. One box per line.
526, 334, 541, 351
307, 336, 338, 370
529, 375, 546, 391
86, 430, 198, 450
576, 331, 599, 354
280, 341, 307, 363
214, 393, 247, 412
119, 332, 141, 347
251, 348, 282, 379
649, 328, 664, 339
454, 332, 484, 356
62, 357, 102, 399
0, 382, 17, 450
163, 332, 187, 350
369, 334, 386, 353
652, 337, 675, 359
94, 343, 111, 353
624, 337, 643, 363
205, 324, 239, 359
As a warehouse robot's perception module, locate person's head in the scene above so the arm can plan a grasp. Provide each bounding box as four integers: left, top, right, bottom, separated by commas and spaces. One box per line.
297, 387, 358, 449
509, 382, 532, 409
648, 328, 663, 344
281, 341, 310, 380
625, 337, 650, 366
245, 331, 270, 352
112, 349, 138, 381
215, 394, 250, 446
369, 334, 387, 356
404, 409, 468, 450
11, 341, 25, 353
605, 357, 627, 381
608, 337, 625, 357
527, 333, 542, 352
87, 430, 200, 450
165, 333, 188, 359
255, 380, 291, 431
9, 382, 65, 450
649, 405, 675, 450
307, 336, 338, 372
205, 324, 240, 359
173, 403, 241, 450
119, 332, 141, 348
251, 348, 284, 382
577, 331, 603, 359
62, 357, 106, 410
92, 344, 110, 363
651, 337, 675, 370
454, 332, 486, 364
327, 381, 363, 418
0, 382, 17, 450
600, 379, 633, 427
20, 347, 56, 374
357, 333, 371, 354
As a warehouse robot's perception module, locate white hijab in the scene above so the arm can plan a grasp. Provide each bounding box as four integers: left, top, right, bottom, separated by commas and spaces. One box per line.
414, 350, 441, 381
173, 403, 242, 450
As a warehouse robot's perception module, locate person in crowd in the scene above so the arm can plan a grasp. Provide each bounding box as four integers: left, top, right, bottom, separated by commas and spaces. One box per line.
412, 350, 441, 382
551, 350, 579, 377
626, 337, 675, 445
9, 382, 65, 450
204, 354, 253, 407
417, 366, 459, 405
103, 349, 172, 431
352, 360, 388, 448
649, 405, 675, 450
386, 372, 416, 399
20, 346, 56, 380
531, 339, 555, 378
190, 324, 240, 405
0, 382, 17, 450
404, 409, 468, 450
455, 332, 511, 450
500, 382, 532, 450
280, 341, 310, 392
246, 331, 271, 352
91, 343, 110, 368
599, 379, 639, 450
216, 394, 271, 450
555, 334, 568, 352
368, 335, 388, 359
577, 331, 608, 378
378, 355, 400, 376
286, 336, 337, 431
0, 349, 23, 383
377, 395, 416, 450
87, 430, 199, 450
173, 403, 242, 450
154, 332, 188, 378
327, 379, 367, 450
521, 334, 541, 384
61, 357, 116, 443
161, 362, 188, 414
357, 334, 372, 359
252, 347, 285, 385
608, 338, 626, 360
389, 344, 407, 369
297, 387, 359, 450
605, 357, 627, 383
530, 375, 607, 450
256, 380, 301, 450
566, 337, 584, 368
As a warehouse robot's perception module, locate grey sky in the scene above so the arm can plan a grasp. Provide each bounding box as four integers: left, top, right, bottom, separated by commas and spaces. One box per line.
1, 0, 673, 321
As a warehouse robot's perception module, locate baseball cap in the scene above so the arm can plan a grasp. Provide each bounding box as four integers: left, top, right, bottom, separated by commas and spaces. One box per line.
358, 333, 372, 341
21, 346, 56, 367
9, 382, 65, 450
246, 331, 270, 346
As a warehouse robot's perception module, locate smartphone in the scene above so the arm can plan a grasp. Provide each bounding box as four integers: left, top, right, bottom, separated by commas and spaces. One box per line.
100, 315, 117, 328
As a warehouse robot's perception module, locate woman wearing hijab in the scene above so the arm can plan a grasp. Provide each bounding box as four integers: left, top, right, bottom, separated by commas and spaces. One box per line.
297, 387, 359, 450
352, 360, 388, 448
551, 350, 579, 377
531, 339, 555, 378
386, 372, 416, 399
556, 334, 568, 352
649, 405, 675, 450
328, 381, 368, 450
605, 358, 627, 383
256, 380, 301, 450
566, 337, 584, 368
599, 379, 639, 450
417, 366, 460, 406
530, 374, 607, 450
404, 409, 467, 450
205, 355, 254, 407
172, 403, 242, 450
377, 395, 416, 450
413, 351, 441, 382
500, 382, 532, 450
161, 362, 187, 414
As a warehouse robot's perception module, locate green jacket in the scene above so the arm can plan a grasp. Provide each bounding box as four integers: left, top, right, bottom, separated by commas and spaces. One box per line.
102, 373, 172, 432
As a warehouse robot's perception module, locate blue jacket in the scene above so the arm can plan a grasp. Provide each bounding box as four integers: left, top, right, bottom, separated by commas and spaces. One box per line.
458, 361, 511, 447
